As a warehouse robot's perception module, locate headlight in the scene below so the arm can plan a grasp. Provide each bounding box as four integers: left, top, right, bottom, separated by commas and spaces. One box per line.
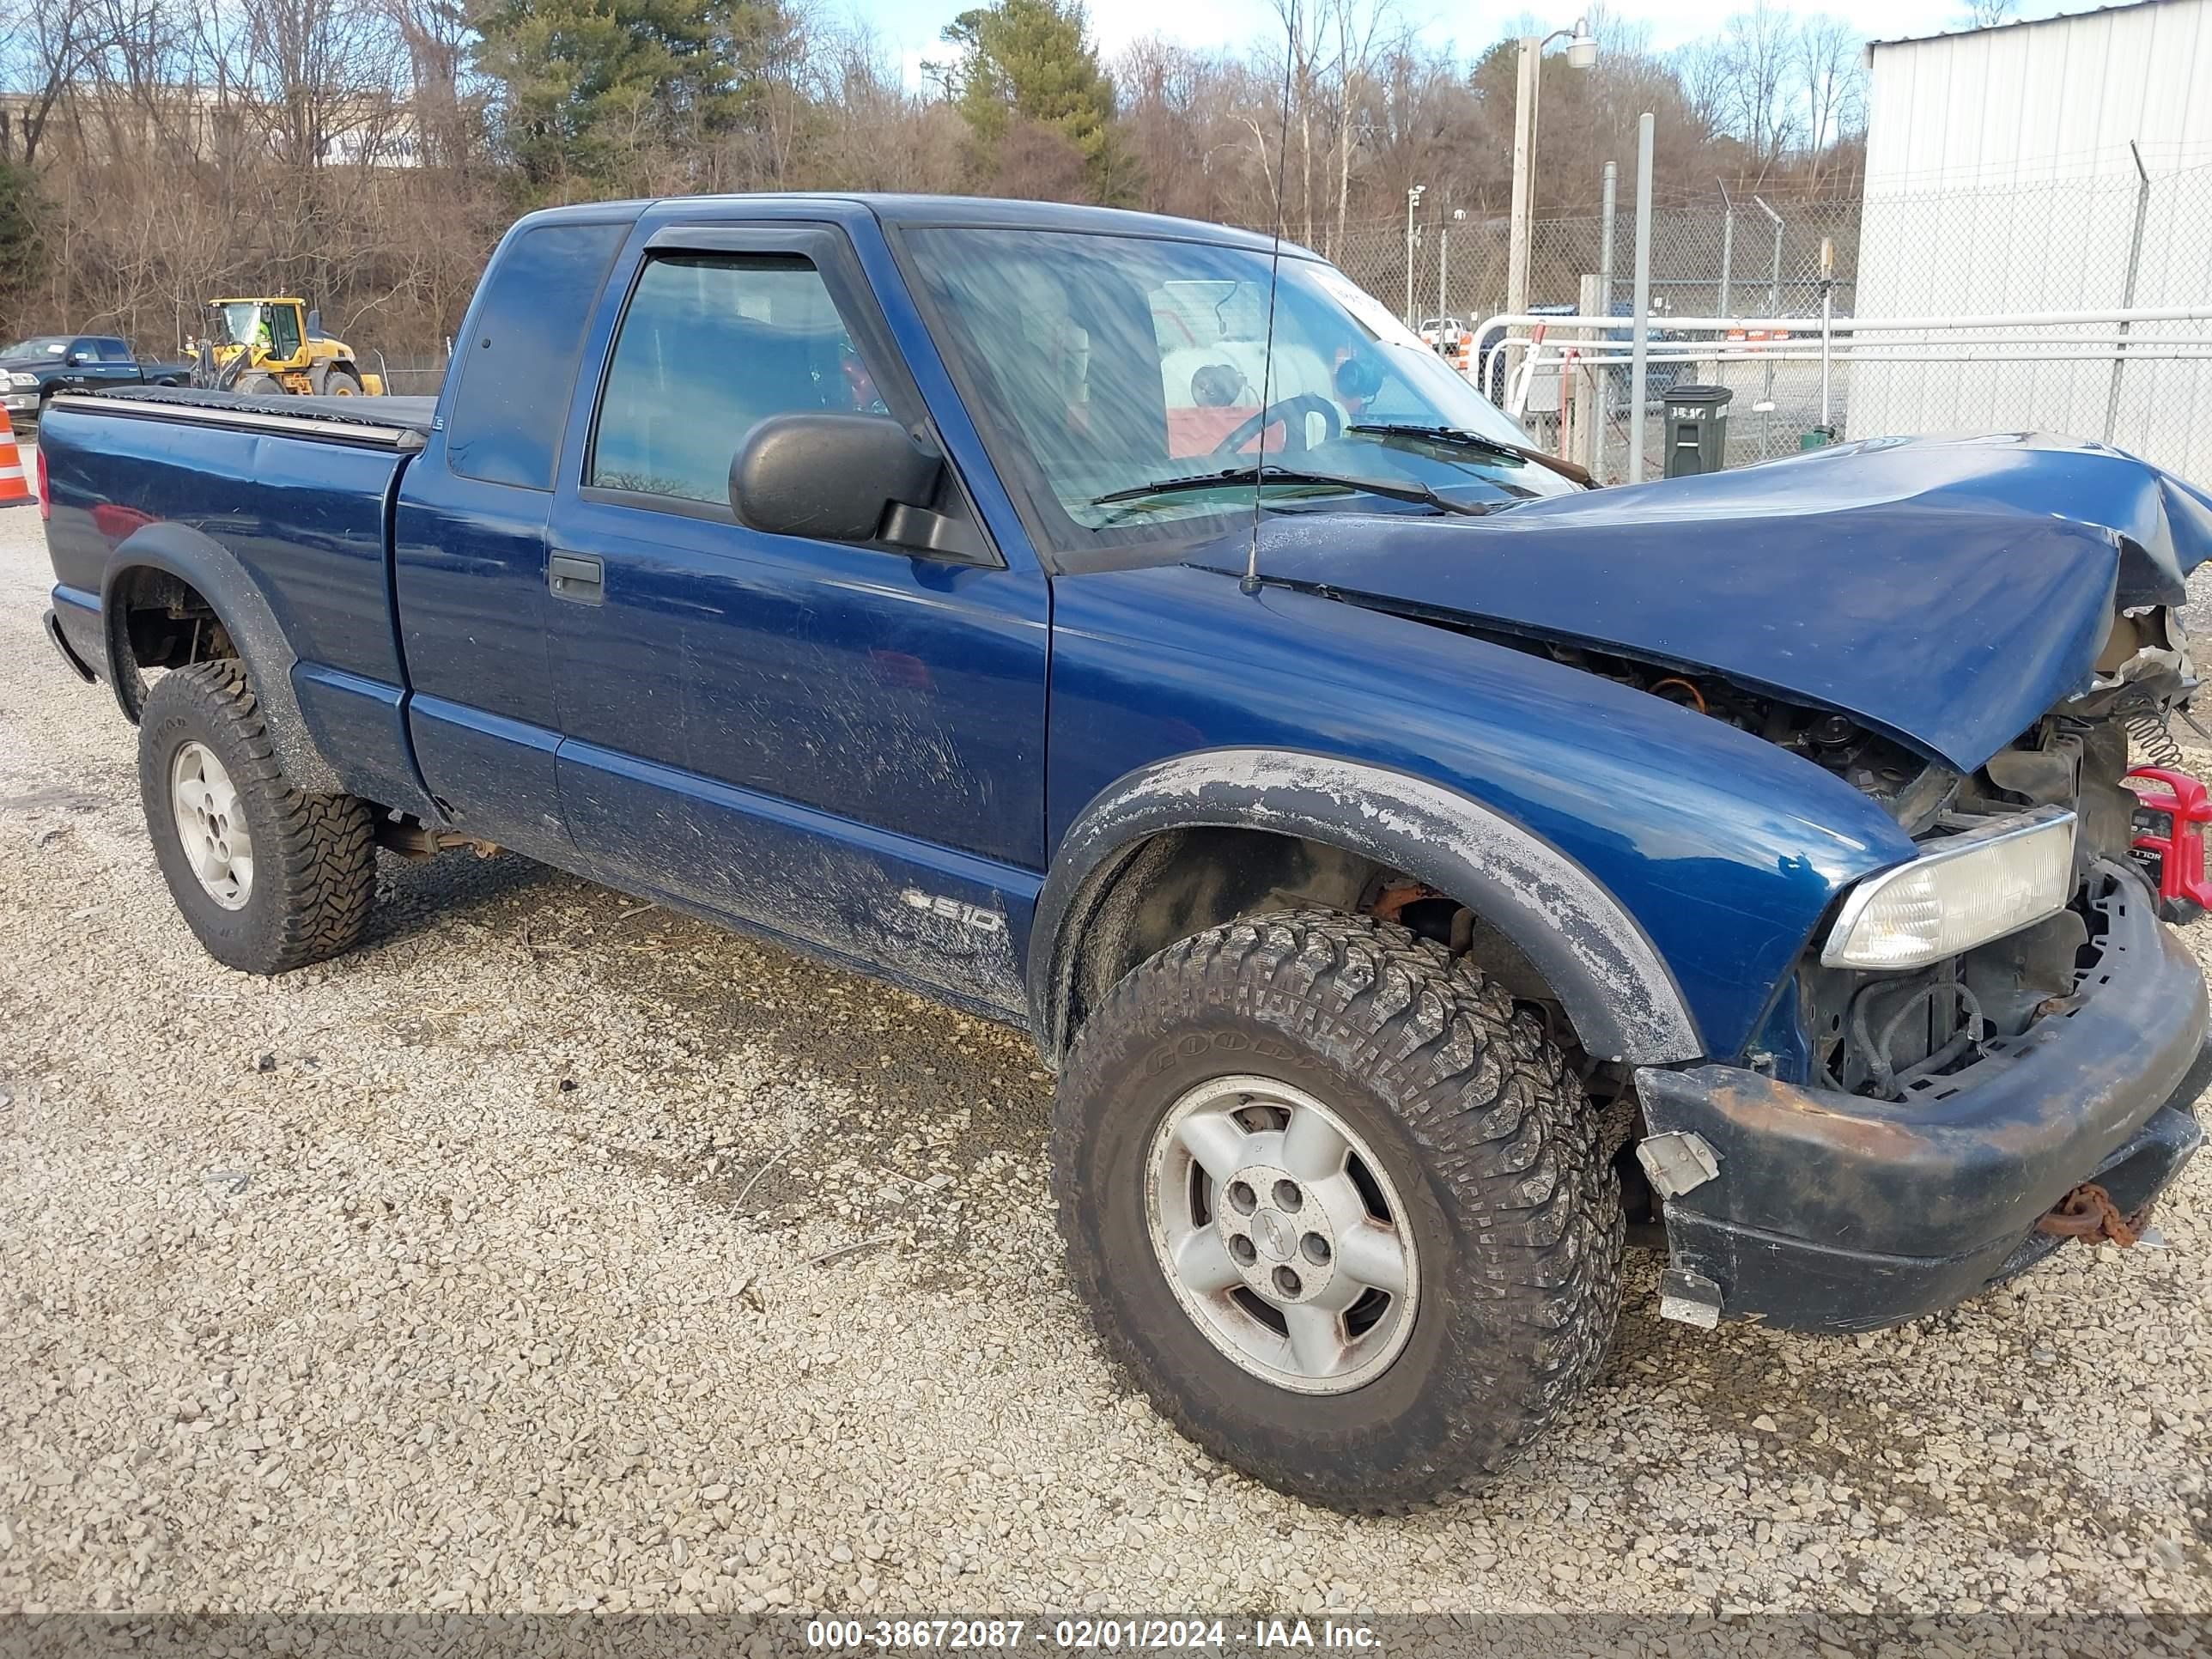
8, 373, 36, 388
1821, 806, 2075, 970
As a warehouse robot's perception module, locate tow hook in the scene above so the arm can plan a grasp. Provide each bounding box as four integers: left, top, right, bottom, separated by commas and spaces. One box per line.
2035, 1182, 2160, 1249
2127, 766, 2212, 924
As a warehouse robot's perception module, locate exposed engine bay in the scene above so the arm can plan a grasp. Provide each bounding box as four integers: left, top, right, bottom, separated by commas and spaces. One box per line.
1468, 606, 2202, 1103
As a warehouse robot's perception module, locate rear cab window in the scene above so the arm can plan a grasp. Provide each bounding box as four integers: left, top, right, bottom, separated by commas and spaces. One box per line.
447, 220, 629, 490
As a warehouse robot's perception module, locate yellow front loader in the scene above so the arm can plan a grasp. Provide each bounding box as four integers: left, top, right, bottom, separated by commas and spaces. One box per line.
194, 298, 384, 396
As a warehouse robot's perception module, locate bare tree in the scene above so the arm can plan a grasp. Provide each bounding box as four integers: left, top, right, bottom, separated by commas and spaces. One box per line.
1717, 2, 1799, 177
1796, 13, 1862, 177
1325, 0, 1392, 256
3, 0, 1879, 356
0, 0, 111, 165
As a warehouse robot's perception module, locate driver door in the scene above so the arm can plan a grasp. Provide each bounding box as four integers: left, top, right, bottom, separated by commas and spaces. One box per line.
265, 305, 304, 368
543, 219, 1051, 1016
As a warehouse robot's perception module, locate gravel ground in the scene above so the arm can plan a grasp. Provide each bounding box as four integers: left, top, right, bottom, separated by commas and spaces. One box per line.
2, 459, 2209, 1619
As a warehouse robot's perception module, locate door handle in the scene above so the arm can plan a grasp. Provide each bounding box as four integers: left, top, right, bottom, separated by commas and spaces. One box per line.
549, 552, 604, 605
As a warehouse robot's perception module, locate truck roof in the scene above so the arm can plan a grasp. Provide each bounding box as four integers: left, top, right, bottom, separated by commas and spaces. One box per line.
516, 192, 1316, 258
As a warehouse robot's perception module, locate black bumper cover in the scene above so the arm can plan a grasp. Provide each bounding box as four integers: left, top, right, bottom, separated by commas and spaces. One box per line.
44, 607, 97, 684
1638, 865, 2207, 1334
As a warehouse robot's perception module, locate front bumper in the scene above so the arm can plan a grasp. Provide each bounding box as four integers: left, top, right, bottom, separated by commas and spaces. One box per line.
1637, 863, 2207, 1334
3, 391, 37, 416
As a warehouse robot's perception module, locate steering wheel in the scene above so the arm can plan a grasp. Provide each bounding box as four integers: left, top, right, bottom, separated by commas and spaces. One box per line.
1212, 392, 1342, 459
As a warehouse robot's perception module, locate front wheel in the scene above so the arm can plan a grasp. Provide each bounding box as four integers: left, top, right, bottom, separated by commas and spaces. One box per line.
1051, 908, 1623, 1512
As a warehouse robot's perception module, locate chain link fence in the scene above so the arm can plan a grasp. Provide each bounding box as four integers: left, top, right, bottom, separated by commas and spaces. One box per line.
1310, 188, 1863, 481
368, 352, 452, 396
1850, 160, 2212, 485
1303, 159, 2212, 485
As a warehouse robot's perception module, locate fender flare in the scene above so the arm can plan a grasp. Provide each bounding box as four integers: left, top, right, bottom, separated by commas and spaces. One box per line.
1030, 749, 1704, 1068
99, 520, 345, 794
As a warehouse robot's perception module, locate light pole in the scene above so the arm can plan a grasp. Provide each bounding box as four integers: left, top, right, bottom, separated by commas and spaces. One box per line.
1404, 184, 1425, 324
1504, 16, 1598, 337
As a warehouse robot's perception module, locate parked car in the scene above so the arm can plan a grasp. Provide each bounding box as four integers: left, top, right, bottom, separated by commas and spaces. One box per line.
1416, 314, 1468, 352
2, 334, 192, 429
35, 196, 2212, 1512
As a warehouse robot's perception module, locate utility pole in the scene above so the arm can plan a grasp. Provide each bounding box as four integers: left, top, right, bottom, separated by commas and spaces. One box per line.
1504, 19, 1596, 383
1403, 184, 1425, 325
1717, 179, 1735, 318
1598, 161, 1616, 314
1627, 112, 1654, 482
1504, 40, 1541, 329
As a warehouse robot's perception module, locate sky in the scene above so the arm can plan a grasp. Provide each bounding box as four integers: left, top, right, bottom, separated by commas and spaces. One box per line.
857, 0, 2093, 90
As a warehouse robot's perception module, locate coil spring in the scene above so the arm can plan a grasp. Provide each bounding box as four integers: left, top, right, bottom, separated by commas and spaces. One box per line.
2127, 708, 2185, 768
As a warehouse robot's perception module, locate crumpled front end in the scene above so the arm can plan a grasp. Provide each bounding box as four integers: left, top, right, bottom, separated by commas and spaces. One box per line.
1614, 577, 2212, 1333
1636, 862, 2207, 1334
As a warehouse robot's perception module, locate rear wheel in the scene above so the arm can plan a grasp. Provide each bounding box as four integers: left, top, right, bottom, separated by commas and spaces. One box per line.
1051, 908, 1623, 1511
140, 661, 376, 974
318, 364, 362, 396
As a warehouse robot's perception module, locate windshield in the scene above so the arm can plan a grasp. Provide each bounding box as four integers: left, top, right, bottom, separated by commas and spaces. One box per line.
213, 302, 264, 345
2, 337, 70, 357
907, 228, 1577, 557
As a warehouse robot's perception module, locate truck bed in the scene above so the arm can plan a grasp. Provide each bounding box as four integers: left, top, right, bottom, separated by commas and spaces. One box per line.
39, 383, 437, 821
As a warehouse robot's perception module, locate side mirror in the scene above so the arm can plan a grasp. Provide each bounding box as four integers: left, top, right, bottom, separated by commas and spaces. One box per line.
731, 413, 943, 544
64, 349, 86, 367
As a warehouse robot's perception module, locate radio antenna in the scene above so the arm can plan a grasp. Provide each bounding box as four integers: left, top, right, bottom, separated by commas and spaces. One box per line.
1243, 0, 1298, 596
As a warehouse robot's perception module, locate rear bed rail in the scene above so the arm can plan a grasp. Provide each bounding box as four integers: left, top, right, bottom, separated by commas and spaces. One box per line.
46, 387, 434, 452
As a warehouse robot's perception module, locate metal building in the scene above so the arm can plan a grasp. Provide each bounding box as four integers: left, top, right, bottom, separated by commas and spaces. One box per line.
1848, 0, 2212, 477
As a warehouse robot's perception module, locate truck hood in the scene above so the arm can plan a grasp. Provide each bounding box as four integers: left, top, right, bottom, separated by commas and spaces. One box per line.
1189, 433, 2212, 773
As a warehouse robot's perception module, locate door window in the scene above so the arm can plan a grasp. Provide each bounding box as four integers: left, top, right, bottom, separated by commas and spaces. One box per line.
589, 253, 886, 508
266, 307, 303, 361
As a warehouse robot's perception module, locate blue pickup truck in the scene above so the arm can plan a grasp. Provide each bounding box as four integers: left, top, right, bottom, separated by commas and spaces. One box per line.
35, 195, 2212, 1510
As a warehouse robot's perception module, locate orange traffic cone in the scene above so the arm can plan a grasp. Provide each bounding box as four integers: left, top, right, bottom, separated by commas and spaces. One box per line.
0, 408, 32, 509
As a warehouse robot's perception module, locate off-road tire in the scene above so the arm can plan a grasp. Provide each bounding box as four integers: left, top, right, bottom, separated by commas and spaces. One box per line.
140, 660, 376, 975
1052, 908, 1624, 1512
316, 364, 362, 396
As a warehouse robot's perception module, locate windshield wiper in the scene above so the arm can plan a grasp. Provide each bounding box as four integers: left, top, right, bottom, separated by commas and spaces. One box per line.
1346, 423, 1595, 487
1090, 463, 1493, 517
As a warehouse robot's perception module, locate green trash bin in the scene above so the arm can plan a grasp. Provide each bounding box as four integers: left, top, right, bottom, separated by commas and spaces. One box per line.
1663, 384, 1734, 477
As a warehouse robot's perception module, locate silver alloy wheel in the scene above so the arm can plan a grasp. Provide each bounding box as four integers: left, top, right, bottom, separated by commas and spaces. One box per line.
1146, 1074, 1419, 1395
168, 740, 253, 910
